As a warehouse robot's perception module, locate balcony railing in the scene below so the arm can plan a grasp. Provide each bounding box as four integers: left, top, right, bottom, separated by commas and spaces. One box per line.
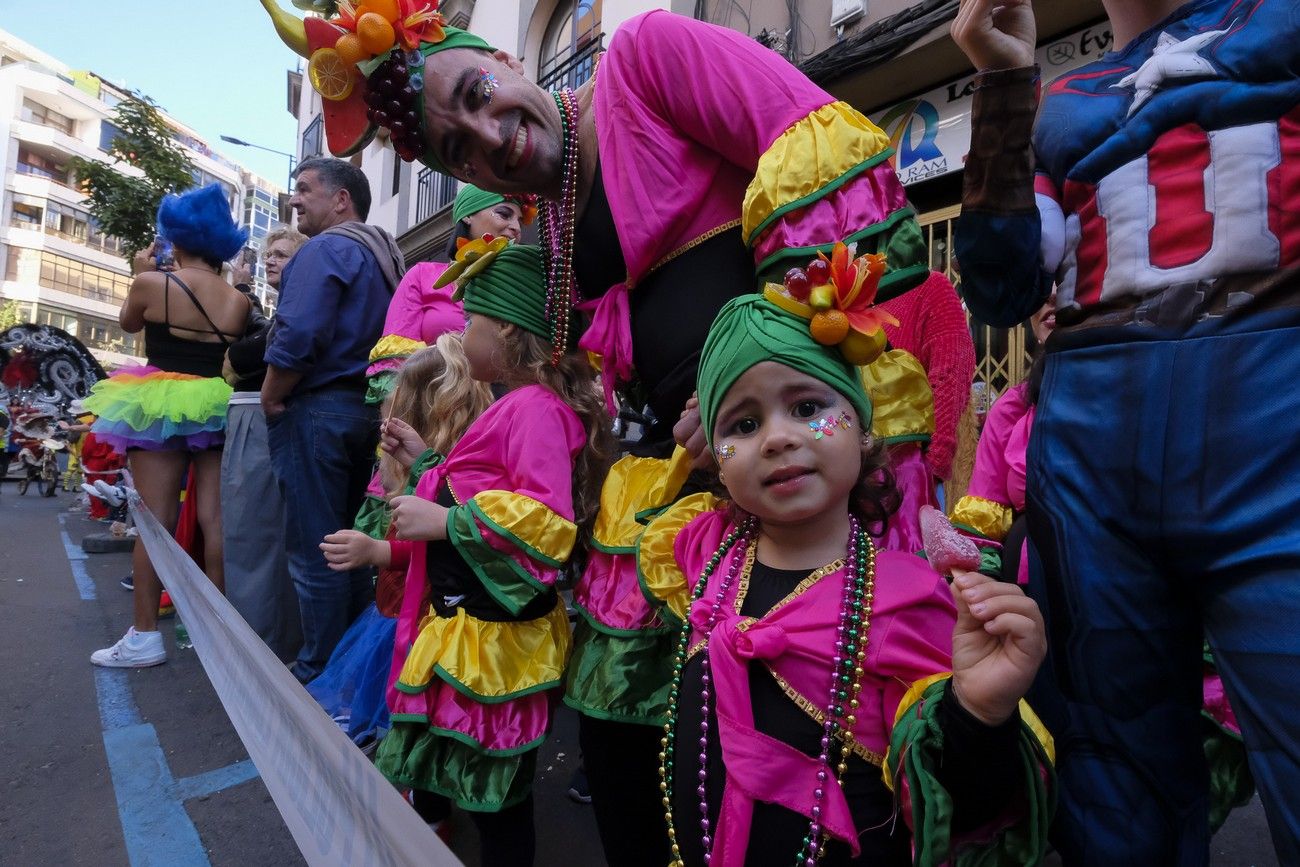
538, 34, 604, 92
415, 166, 457, 224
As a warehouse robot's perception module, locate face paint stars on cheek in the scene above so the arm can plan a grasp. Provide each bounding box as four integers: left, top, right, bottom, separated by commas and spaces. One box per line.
808, 411, 853, 440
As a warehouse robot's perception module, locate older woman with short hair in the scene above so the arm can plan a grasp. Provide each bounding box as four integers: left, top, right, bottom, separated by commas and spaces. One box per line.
220, 224, 307, 660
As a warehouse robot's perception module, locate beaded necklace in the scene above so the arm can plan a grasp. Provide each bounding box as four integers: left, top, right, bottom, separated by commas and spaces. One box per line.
538, 87, 579, 366
659, 517, 876, 867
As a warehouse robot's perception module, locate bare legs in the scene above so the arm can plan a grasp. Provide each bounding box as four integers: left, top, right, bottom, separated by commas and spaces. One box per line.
128, 448, 226, 633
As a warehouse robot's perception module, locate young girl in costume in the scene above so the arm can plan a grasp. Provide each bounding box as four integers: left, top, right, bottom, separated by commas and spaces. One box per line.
362, 243, 611, 865
314, 335, 492, 748
364, 185, 535, 404
638, 285, 1055, 866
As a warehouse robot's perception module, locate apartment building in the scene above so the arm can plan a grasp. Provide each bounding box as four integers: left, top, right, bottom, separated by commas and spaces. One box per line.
0, 28, 282, 368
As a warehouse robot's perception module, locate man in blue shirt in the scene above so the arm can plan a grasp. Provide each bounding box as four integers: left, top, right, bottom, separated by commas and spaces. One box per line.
263, 157, 404, 683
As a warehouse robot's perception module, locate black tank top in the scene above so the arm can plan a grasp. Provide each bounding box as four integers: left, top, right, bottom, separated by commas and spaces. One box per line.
143, 273, 244, 377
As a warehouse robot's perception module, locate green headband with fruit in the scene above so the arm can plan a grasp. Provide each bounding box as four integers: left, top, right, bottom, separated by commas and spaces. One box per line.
259, 0, 491, 170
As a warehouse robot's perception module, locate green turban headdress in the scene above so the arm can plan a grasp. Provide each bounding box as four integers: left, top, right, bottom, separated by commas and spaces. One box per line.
697, 293, 874, 447
452, 243, 551, 341
452, 185, 505, 225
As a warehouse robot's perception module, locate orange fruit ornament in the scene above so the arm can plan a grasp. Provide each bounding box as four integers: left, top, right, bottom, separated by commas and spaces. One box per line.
364, 0, 402, 23
810, 309, 850, 345
335, 33, 369, 66
838, 327, 888, 366
356, 12, 396, 54
308, 48, 355, 101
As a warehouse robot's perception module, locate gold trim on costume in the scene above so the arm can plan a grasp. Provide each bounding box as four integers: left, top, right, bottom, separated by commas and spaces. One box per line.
768, 669, 884, 766
643, 220, 744, 282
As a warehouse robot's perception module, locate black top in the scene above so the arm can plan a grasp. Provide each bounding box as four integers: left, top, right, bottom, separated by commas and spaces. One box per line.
143, 273, 244, 377
673, 560, 1022, 866
225, 286, 271, 392
573, 161, 755, 454
425, 481, 557, 623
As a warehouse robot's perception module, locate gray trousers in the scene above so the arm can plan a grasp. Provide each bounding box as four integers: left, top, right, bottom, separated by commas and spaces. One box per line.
221, 397, 301, 661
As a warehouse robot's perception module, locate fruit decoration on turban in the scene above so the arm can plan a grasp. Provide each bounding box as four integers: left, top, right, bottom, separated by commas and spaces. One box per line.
765, 243, 897, 367
258, 0, 491, 167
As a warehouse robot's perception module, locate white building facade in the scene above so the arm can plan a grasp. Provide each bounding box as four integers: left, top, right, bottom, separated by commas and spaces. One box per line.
0, 29, 282, 368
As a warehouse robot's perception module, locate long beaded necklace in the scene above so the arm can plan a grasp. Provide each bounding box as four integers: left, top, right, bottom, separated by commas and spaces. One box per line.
537, 87, 579, 366
659, 517, 876, 867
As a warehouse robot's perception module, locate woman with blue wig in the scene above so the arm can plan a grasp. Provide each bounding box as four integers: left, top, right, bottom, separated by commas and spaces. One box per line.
87, 183, 252, 668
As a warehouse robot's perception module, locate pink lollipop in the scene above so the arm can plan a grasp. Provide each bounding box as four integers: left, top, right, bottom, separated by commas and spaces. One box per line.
919, 505, 981, 574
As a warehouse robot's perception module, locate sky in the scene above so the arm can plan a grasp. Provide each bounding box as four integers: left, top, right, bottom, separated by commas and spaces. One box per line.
1, 0, 303, 188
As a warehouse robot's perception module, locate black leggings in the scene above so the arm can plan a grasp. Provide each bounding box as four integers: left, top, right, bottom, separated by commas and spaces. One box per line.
412, 790, 535, 866
579, 714, 672, 867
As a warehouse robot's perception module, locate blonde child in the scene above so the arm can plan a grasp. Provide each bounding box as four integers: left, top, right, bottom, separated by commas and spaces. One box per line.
314, 335, 492, 747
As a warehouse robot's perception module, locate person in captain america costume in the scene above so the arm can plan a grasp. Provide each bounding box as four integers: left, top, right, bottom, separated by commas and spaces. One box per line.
951, 0, 1300, 864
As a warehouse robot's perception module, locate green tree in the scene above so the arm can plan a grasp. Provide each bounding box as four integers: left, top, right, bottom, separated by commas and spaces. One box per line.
0, 299, 21, 330
69, 94, 195, 269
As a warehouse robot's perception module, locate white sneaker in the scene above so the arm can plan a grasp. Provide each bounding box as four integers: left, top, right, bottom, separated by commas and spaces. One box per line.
93, 480, 125, 507
91, 627, 166, 668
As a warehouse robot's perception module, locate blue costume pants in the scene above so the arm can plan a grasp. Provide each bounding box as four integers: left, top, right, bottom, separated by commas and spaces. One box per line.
1026, 310, 1300, 866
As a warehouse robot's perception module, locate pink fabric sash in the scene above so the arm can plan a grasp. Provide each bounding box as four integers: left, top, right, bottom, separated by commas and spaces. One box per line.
577, 284, 633, 415
704, 615, 860, 862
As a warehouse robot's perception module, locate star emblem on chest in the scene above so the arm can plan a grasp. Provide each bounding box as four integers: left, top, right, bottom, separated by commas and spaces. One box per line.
1115, 28, 1230, 117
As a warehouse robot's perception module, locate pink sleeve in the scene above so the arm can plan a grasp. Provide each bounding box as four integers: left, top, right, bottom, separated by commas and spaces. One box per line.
498, 395, 585, 518
966, 385, 1029, 508
612, 11, 832, 175
379, 262, 441, 342
866, 559, 956, 731
1004, 405, 1034, 514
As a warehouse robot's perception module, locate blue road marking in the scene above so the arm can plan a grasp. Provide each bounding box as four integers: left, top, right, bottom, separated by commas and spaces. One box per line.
57, 515, 96, 600
173, 759, 261, 802
68, 517, 262, 867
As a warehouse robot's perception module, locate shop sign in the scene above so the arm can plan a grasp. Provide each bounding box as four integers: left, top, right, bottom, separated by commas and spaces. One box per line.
869, 23, 1115, 186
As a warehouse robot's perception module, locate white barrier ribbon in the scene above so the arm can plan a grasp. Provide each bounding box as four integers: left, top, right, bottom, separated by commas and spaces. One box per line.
131, 497, 460, 867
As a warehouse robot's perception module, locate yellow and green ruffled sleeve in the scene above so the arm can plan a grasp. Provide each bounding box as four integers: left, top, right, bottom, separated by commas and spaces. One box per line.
447, 490, 578, 617
883, 675, 1056, 867
636, 491, 721, 624
743, 102, 928, 295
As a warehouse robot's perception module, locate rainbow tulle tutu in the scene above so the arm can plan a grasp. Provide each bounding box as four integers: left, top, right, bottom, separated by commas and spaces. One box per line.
85, 365, 231, 453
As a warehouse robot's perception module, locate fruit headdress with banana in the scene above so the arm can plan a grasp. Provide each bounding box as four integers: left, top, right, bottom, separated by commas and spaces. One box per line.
259, 0, 490, 169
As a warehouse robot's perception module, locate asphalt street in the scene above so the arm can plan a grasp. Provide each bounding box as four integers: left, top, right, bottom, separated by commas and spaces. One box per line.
0, 483, 1280, 866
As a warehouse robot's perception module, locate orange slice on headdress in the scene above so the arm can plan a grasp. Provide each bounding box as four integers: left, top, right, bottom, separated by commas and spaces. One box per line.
309, 48, 355, 101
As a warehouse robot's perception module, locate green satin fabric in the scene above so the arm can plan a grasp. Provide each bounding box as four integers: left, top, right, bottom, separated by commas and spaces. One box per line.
460, 244, 551, 340
1204, 715, 1255, 833
375, 723, 538, 812
562, 617, 676, 726
352, 494, 390, 540
886, 679, 1056, 867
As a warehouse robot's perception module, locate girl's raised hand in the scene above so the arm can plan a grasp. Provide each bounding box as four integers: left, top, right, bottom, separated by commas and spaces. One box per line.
390, 495, 449, 541
380, 417, 427, 469
673, 394, 713, 470
948, 568, 1046, 726
320, 529, 387, 571
951, 0, 1037, 71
